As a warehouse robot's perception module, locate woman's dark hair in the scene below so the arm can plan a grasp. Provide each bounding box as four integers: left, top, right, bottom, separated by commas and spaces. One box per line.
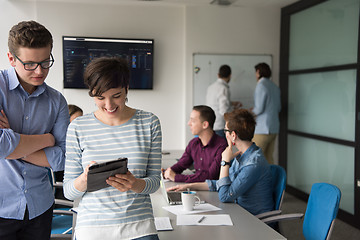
255, 62, 271, 78
84, 57, 130, 97
224, 109, 256, 141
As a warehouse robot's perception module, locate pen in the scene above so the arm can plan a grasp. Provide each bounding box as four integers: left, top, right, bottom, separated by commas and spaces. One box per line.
198, 216, 206, 223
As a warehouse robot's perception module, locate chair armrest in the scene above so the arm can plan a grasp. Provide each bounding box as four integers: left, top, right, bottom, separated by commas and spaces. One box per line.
53, 182, 63, 188
50, 233, 72, 240
55, 199, 74, 207
256, 210, 282, 219
262, 213, 304, 224
53, 210, 73, 216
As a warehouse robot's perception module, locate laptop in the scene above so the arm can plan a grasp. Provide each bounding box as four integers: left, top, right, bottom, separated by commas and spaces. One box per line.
160, 175, 183, 205
160, 175, 205, 205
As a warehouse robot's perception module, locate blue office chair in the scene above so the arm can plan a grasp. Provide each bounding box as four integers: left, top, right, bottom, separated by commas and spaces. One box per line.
262, 183, 341, 240
48, 169, 74, 240
256, 164, 287, 219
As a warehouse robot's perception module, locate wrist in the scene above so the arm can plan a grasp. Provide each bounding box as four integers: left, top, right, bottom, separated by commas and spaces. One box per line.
221, 160, 231, 167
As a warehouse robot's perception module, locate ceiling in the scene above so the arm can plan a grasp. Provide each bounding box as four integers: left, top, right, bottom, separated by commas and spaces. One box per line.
15, 0, 300, 8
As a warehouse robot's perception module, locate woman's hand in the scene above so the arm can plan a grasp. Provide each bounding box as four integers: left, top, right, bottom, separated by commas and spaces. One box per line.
221, 137, 241, 163
107, 171, 146, 193
74, 161, 96, 192
166, 184, 190, 192
0, 110, 10, 129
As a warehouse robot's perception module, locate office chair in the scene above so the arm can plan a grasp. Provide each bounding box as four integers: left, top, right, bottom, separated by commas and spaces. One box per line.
262, 183, 341, 240
256, 164, 287, 219
48, 169, 74, 240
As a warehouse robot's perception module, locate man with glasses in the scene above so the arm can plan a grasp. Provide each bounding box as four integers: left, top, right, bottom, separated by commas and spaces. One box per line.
162, 105, 227, 183
0, 21, 69, 240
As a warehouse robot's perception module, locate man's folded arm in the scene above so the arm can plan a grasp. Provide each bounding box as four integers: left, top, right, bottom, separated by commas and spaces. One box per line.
5, 133, 55, 167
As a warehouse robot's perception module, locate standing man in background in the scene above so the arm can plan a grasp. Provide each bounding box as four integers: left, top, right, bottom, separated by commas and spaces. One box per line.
0, 21, 69, 239
251, 62, 281, 164
206, 65, 241, 138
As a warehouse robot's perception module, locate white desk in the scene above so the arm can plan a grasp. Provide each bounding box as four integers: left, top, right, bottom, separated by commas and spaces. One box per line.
152, 150, 286, 240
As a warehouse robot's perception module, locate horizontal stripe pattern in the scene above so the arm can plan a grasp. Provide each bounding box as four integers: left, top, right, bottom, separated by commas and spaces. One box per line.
63, 109, 162, 229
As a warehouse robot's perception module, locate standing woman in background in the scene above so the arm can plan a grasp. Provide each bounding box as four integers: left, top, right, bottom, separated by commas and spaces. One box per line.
251, 63, 281, 164
63, 57, 162, 240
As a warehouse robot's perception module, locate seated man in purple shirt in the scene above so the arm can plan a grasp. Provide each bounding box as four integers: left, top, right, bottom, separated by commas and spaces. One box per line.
162, 105, 227, 183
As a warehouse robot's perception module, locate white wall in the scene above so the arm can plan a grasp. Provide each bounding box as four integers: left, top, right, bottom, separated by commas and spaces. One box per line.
0, 1, 282, 157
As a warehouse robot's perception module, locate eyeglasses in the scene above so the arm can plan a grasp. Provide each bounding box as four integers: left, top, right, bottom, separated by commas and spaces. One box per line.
223, 129, 231, 134
13, 53, 54, 71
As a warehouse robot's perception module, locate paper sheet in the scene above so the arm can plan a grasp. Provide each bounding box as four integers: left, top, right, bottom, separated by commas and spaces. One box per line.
154, 217, 173, 231
177, 214, 233, 226
162, 203, 221, 215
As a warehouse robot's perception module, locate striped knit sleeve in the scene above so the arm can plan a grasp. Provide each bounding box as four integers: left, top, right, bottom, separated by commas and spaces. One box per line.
141, 113, 162, 194
63, 121, 86, 200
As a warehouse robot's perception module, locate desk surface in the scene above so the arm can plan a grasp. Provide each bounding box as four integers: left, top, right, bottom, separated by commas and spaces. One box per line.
151, 151, 286, 240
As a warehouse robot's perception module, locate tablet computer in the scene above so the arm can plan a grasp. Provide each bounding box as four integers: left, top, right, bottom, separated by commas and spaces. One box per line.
87, 157, 128, 192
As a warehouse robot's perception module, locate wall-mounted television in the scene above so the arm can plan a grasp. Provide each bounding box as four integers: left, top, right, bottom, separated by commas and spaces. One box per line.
62, 36, 154, 89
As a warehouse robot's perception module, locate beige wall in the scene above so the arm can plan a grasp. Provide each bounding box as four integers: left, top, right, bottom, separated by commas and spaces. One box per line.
0, 1, 282, 158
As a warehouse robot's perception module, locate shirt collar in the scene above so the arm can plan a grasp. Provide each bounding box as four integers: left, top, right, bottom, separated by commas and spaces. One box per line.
237, 143, 258, 162
8, 67, 46, 96
217, 78, 229, 87
8, 67, 20, 90
196, 131, 218, 148
258, 77, 269, 83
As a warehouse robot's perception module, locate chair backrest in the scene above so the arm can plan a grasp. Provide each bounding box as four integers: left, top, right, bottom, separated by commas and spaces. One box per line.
270, 165, 286, 211
303, 183, 341, 240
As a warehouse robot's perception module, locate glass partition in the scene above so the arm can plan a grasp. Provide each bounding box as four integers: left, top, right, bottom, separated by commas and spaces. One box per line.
289, 0, 359, 70
287, 134, 354, 214
288, 70, 356, 141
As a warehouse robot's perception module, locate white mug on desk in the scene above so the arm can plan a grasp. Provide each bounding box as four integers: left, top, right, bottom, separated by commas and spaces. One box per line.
181, 191, 201, 211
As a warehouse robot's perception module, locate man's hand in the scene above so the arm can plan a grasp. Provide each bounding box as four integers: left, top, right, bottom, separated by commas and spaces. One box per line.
163, 167, 176, 182
0, 110, 10, 129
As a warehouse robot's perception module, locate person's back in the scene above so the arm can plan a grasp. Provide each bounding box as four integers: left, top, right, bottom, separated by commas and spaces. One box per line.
228, 144, 273, 215
253, 78, 281, 134
206, 65, 233, 137
252, 62, 281, 164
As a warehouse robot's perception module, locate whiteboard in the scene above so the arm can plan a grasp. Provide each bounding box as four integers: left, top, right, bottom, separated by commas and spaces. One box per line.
193, 53, 272, 109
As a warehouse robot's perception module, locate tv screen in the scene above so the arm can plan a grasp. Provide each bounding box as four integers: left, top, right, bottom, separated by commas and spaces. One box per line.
62, 36, 154, 89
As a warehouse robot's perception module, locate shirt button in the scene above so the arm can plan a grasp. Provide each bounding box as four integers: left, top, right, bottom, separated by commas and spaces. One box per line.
24, 190, 27, 193
23, 171, 26, 175
25, 116, 29, 120
200, 158, 203, 161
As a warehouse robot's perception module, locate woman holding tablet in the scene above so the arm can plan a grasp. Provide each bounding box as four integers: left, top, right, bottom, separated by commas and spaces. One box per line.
168, 109, 273, 216
63, 57, 162, 240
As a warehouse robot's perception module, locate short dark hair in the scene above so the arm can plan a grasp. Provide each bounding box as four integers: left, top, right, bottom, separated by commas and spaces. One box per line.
218, 65, 231, 79
193, 105, 216, 129
8, 21, 53, 56
255, 62, 271, 78
84, 57, 130, 97
68, 104, 83, 117
224, 109, 256, 141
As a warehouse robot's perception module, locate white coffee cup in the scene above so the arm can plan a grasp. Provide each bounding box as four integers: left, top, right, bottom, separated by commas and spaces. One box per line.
181, 191, 201, 211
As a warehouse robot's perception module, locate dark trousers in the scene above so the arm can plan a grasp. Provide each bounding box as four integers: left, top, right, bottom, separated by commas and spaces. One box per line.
0, 204, 54, 240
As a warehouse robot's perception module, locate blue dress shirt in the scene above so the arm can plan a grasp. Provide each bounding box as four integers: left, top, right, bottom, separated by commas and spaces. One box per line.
252, 77, 281, 134
206, 143, 274, 215
0, 67, 69, 220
